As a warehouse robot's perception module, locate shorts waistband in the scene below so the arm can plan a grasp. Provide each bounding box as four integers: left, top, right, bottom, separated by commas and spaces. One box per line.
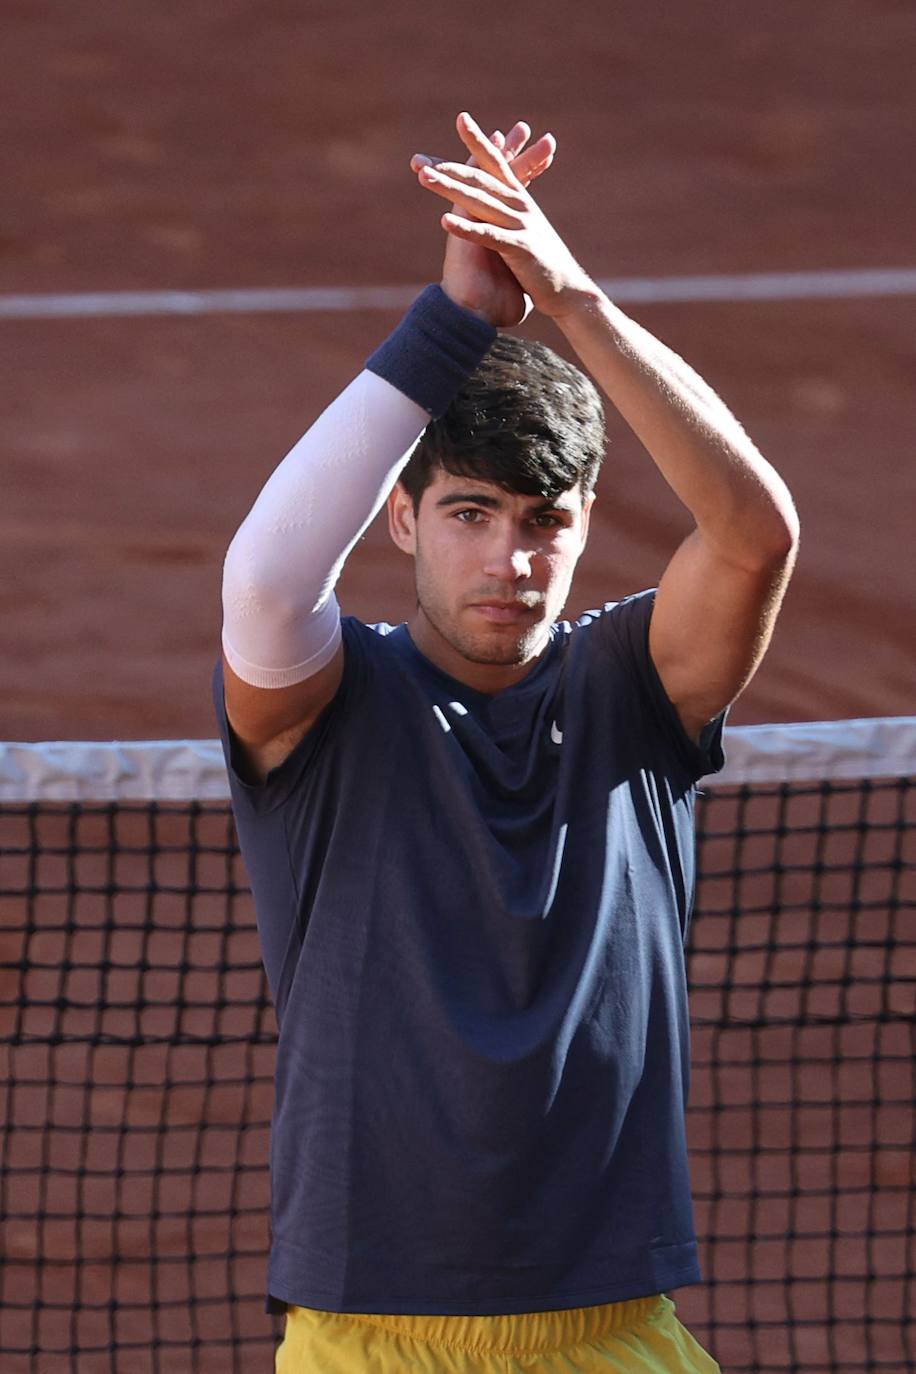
300, 1295, 667, 1354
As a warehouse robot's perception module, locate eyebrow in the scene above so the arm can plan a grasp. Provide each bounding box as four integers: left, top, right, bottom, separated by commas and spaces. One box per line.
434, 491, 574, 514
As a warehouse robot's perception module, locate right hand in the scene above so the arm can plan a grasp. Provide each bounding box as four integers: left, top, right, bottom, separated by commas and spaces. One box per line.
411, 120, 556, 327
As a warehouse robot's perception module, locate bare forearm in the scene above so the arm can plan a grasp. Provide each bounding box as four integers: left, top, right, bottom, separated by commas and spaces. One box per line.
554, 288, 799, 570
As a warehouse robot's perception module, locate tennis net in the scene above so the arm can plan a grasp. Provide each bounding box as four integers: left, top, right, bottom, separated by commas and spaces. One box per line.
0, 719, 913, 1374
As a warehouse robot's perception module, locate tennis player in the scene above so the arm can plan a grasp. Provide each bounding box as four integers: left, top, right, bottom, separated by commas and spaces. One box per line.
215, 112, 798, 1372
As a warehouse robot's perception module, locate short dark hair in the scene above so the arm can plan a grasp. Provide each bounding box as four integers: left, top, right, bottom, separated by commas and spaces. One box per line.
399, 333, 605, 511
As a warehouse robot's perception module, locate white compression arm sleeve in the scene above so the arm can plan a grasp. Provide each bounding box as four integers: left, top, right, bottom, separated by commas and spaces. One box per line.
221, 371, 428, 688
221, 285, 497, 688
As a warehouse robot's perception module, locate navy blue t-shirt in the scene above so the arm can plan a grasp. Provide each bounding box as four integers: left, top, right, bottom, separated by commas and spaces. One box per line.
213, 589, 724, 1315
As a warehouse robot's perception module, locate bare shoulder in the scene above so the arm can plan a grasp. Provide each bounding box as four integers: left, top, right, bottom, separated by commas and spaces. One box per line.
221, 643, 345, 783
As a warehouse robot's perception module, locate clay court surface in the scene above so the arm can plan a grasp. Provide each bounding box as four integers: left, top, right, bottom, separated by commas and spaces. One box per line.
3, 0, 916, 739
1, 2, 914, 1372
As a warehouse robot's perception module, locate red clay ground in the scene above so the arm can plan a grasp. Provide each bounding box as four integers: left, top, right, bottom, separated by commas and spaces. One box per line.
3, 0, 915, 740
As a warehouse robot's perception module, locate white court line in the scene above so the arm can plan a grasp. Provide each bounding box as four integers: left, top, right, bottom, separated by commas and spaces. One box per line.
2, 268, 916, 319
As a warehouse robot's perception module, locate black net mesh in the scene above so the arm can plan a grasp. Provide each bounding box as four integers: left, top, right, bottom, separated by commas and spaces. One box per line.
0, 803, 276, 1374
0, 768, 913, 1373
679, 777, 915, 1373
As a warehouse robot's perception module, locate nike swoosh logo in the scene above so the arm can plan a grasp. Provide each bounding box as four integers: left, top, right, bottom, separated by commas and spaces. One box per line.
550, 721, 563, 746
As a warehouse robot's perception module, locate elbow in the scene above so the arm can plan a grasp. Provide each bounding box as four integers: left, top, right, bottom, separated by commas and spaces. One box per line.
222, 509, 342, 634
745, 475, 800, 573
774, 492, 801, 561
768, 505, 800, 566
768, 462, 800, 555
222, 526, 316, 623
718, 499, 799, 579
740, 448, 800, 569
749, 515, 799, 581
221, 528, 265, 615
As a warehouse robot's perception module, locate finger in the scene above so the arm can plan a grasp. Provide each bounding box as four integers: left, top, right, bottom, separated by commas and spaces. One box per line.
410, 128, 506, 176
440, 212, 519, 252
457, 112, 552, 190
502, 122, 531, 160
455, 111, 521, 187
506, 147, 555, 190
420, 160, 529, 209
418, 164, 524, 228
509, 132, 556, 185
466, 128, 505, 174
512, 156, 554, 190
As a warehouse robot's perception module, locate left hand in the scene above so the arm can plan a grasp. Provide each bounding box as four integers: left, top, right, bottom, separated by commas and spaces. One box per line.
412, 119, 555, 327
415, 112, 597, 321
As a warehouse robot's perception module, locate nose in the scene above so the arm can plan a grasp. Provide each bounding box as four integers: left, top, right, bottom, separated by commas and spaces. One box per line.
482, 532, 534, 582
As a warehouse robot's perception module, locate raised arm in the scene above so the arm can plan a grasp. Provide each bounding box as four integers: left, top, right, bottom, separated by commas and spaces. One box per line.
220, 367, 431, 778
416, 114, 799, 738
553, 297, 798, 739
220, 296, 495, 780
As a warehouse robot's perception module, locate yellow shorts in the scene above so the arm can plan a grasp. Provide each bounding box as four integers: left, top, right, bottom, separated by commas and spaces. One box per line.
275, 1294, 721, 1372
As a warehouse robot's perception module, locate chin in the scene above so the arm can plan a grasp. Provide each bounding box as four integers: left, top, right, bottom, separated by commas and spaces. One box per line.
462, 646, 529, 667
456, 625, 544, 667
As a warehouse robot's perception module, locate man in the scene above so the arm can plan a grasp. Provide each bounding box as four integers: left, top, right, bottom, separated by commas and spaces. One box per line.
215, 113, 798, 1372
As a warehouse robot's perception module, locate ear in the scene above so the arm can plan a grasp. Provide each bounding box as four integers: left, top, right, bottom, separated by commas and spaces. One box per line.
387, 481, 418, 555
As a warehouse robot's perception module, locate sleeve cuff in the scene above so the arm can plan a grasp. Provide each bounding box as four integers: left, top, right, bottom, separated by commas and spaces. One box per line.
365, 285, 497, 418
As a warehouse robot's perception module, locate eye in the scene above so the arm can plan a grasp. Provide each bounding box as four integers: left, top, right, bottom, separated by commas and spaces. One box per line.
455, 508, 486, 523
532, 513, 564, 529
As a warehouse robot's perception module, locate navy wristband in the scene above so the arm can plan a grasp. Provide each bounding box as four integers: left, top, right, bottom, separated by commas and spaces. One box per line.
365, 285, 497, 419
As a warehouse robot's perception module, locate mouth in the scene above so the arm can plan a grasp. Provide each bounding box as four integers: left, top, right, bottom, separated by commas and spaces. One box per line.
469, 601, 540, 625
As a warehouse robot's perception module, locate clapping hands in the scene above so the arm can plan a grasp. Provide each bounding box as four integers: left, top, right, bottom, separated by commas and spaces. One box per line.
411, 112, 594, 327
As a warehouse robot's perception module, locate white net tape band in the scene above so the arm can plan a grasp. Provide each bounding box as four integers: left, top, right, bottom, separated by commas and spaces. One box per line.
0, 717, 914, 803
